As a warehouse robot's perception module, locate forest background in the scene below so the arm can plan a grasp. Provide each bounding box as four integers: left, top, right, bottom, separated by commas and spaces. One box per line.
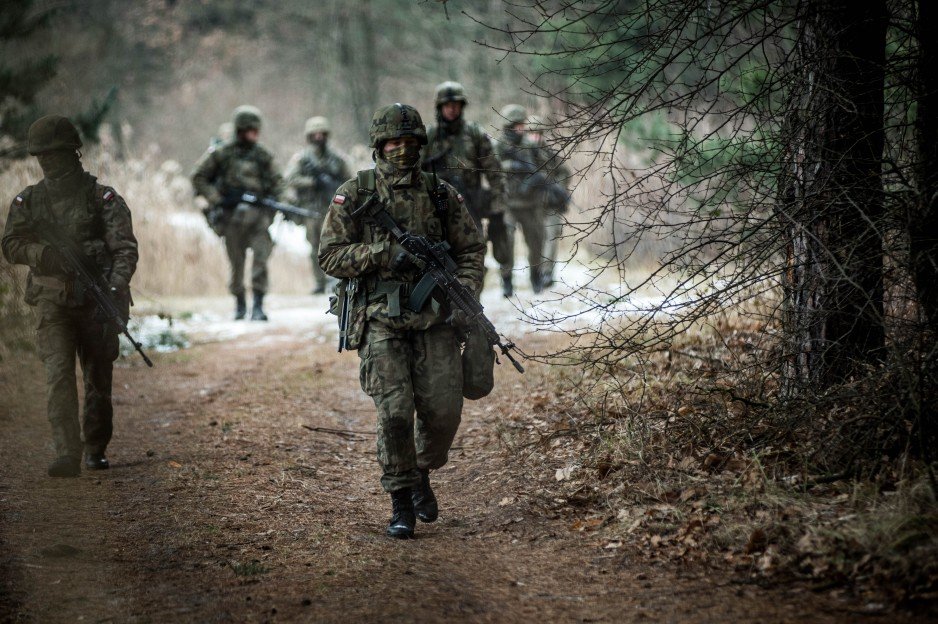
0, 0, 936, 614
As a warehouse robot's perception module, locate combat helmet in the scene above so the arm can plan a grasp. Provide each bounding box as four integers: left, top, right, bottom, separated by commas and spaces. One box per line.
232, 105, 263, 131
27, 115, 82, 155
500, 104, 527, 127
369, 103, 427, 148
435, 81, 468, 107
305, 116, 331, 135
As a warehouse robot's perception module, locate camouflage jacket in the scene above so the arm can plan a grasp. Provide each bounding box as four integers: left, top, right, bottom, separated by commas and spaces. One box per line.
319, 162, 485, 331
284, 145, 351, 215
2, 169, 139, 307
191, 140, 284, 223
523, 136, 572, 213
424, 119, 506, 215
494, 130, 542, 210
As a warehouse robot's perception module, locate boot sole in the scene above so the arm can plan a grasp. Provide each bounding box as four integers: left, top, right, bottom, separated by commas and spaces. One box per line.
386, 529, 415, 539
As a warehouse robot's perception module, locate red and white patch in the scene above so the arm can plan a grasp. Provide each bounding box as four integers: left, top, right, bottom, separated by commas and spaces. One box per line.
456, 193, 465, 204
14, 195, 24, 205
333, 194, 347, 205
103, 190, 115, 202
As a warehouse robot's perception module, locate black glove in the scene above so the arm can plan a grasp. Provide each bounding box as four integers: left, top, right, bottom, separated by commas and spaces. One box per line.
38, 246, 70, 276
388, 242, 420, 273
447, 307, 473, 329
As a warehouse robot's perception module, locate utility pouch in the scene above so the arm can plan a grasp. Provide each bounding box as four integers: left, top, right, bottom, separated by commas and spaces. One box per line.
461, 326, 495, 400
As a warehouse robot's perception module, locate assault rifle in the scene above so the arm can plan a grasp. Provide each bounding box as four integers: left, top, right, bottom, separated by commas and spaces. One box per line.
350, 188, 525, 373
33, 220, 154, 367
221, 190, 314, 220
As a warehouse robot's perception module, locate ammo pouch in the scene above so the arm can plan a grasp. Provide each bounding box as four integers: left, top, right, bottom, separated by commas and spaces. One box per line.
461, 326, 495, 400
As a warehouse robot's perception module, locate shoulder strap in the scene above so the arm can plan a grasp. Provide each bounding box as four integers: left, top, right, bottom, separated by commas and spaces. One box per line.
423, 172, 450, 241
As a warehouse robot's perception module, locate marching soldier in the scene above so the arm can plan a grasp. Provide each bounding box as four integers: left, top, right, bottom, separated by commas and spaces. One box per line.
423, 81, 510, 294
2, 115, 139, 477
192, 105, 284, 321
319, 104, 485, 538
525, 115, 572, 288
495, 104, 547, 294
284, 116, 351, 294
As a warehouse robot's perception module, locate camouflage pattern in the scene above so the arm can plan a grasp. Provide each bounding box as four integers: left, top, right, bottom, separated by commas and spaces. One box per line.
524, 130, 572, 283
319, 116, 484, 491
499, 104, 527, 126
359, 323, 463, 492
2, 161, 138, 461
191, 140, 284, 296
495, 126, 547, 287
284, 143, 351, 290
304, 116, 331, 135
368, 104, 427, 148
27, 115, 83, 154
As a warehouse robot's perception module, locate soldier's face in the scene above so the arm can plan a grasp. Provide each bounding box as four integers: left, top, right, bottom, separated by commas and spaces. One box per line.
383, 136, 419, 154
36, 150, 79, 178
440, 102, 463, 122
527, 131, 543, 143
309, 132, 327, 144
239, 128, 260, 144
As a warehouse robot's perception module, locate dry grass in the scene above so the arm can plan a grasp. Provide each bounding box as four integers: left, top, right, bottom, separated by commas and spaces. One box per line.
0, 149, 314, 305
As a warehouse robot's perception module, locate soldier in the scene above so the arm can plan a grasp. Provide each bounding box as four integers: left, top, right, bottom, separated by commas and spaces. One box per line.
423, 81, 510, 294
525, 115, 571, 288
283, 116, 351, 294
192, 105, 284, 321
2, 115, 139, 477
494, 104, 547, 294
319, 104, 485, 539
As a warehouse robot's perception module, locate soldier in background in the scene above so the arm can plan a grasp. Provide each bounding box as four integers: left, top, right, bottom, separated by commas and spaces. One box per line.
525, 115, 571, 288
495, 104, 547, 294
319, 104, 485, 539
284, 116, 351, 294
192, 105, 284, 321
423, 81, 510, 294
2, 115, 139, 477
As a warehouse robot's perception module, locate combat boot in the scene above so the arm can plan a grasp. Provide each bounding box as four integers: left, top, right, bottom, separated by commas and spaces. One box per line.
251, 292, 268, 321
312, 284, 326, 295
412, 468, 439, 523
84, 453, 109, 470
531, 270, 544, 295
48, 456, 80, 478
234, 294, 247, 320
387, 487, 416, 539
501, 275, 514, 298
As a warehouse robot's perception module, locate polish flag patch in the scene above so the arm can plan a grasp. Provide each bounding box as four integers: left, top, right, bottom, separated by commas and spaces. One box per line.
103, 190, 115, 202
14, 195, 23, 205
333, 194, 347, 205
456, 193, 465, 204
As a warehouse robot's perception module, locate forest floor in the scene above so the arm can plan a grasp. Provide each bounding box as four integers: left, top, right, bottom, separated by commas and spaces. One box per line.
0, 288, 933, 623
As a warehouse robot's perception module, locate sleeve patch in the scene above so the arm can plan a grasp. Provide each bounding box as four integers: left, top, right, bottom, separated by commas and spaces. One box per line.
14, 195, 23, 205
103, 190, 115, 202
456, 193, 465, 204
333, 194, 347, 205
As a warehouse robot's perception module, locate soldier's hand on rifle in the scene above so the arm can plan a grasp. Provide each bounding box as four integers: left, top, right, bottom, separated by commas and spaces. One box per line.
447, 307, 473, 329
38, 246, 70, 277
387, 242, 421, 273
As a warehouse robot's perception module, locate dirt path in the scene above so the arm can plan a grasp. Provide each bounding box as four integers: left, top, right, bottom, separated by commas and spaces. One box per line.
0, 300, 924, 623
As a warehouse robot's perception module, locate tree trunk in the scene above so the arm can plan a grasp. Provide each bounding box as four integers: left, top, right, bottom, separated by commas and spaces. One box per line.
912, 0, 938, 334
781, 0, 887, 391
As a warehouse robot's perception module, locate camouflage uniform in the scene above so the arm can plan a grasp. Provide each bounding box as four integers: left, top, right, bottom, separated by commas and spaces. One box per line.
191, 106, 284, 302
525, 116, 571, 286
319, 104, 485, 493
424, 81, 510, 280
284, 117, 351, 293
495, 104, 547, 292
1, 115, 138, 467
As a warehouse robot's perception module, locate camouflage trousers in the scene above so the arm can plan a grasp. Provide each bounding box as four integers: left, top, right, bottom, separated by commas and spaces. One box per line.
486, 213, 513, 270
542, 209, 565, 283
358, 322, 463, 492
304, 213, 327, 290
36, 299, 119, 460
502, 207, 547, 287
224, 206, 273, 296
